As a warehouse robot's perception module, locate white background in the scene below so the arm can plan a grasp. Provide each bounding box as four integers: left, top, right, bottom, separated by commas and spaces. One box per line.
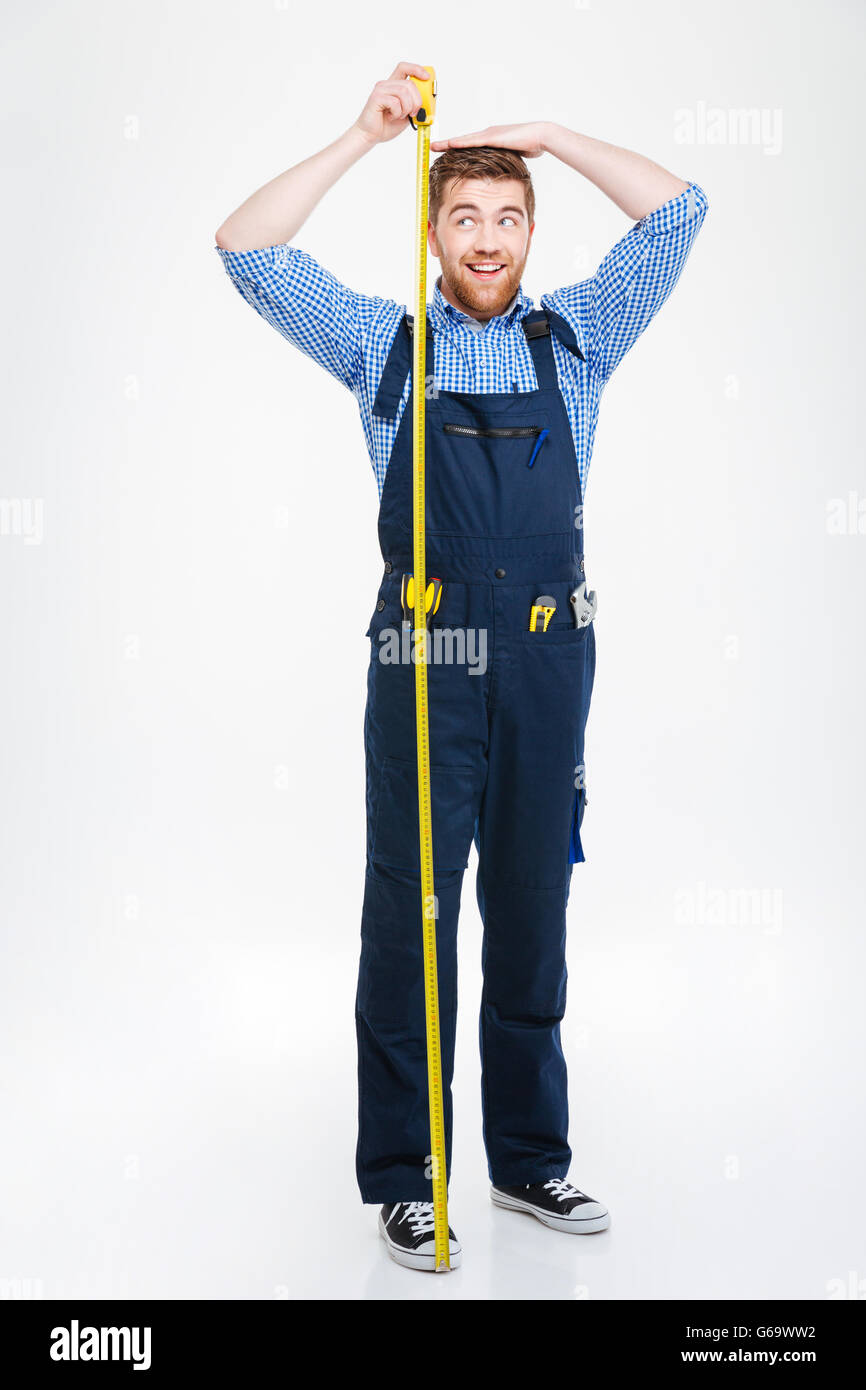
1, 0, 864, 1300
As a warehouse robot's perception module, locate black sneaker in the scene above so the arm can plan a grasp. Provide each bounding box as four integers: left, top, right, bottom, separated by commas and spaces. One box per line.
378, 1202, 462, 1271
490, 1178, 610, 1233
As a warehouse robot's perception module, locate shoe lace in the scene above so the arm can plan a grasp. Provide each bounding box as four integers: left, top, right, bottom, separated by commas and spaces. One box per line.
543, 1179, 586, 1203
398, 1202, 437, 1235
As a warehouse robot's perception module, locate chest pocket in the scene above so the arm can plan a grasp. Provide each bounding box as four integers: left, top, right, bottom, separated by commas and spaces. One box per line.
426, 413, 573, 541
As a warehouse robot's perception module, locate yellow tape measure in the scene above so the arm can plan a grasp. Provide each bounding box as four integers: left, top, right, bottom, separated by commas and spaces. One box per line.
408, 65, 450, 1273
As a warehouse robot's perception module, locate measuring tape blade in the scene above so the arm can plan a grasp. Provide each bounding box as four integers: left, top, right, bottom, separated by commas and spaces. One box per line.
408, 65, 449, 1273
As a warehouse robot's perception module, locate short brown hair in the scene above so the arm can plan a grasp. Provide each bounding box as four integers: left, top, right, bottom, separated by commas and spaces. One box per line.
429, 146, 535, 228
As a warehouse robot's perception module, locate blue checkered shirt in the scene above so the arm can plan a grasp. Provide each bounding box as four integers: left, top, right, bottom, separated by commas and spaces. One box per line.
216, 181, 708, 500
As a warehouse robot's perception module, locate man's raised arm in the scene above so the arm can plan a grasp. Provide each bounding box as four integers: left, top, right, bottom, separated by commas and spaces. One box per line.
215, 61, 433, 250
431, 121, 708, 383
213, 63, 432, 391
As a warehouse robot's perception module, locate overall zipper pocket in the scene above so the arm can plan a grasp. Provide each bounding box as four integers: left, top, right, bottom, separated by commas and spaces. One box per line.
443, 423, 540, 438
442, 422, 550, 467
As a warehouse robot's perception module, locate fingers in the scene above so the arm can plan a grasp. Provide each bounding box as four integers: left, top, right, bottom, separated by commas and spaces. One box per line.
430, 137, 476, 151
430, 129, 496, 151
379, 95, 402, 122
389, 61, 433, 82
375, 78, 423, 121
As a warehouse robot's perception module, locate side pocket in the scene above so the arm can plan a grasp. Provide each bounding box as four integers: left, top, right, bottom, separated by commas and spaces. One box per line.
372, 756, 478, 873
366, 572, 404, 640
365, 600, 385, 639
568, 784, 587, 865
521, 624, 591, 646
365, 587, 397, 642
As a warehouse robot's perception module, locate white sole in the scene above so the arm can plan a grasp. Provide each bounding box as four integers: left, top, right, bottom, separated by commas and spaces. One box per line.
377, 1211, 462, 1271
490, 1186, 610, 1233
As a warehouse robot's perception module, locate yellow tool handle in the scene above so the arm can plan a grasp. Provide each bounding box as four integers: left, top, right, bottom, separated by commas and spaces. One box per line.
404, 576, 443, 616
410, 67, 437, 127
529, 596, 557, 632
409, 64, 449, 1273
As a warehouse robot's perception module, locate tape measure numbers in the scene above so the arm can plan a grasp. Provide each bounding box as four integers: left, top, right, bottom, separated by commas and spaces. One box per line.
408, 65, 450, 1273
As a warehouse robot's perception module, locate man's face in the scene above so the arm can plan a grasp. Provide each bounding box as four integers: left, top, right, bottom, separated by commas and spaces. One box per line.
428, 177, 534, 321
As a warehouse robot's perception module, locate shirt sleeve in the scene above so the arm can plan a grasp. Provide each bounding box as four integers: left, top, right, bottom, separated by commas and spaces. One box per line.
543, 180, 709, 384
215, 242, 374, 394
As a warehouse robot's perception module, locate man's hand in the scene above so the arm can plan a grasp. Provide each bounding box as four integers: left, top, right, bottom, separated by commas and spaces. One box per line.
353, 62, 434, 147
429, 119, 691, 222
215, 62, 433, 251
430, 122, 552, 159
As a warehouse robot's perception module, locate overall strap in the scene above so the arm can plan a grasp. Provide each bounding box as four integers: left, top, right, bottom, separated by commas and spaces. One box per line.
371, 310, 434, 420
522, 307, 585, 390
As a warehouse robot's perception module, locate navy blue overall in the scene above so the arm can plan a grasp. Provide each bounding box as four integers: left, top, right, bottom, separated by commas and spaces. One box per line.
355, 305, 595, 1203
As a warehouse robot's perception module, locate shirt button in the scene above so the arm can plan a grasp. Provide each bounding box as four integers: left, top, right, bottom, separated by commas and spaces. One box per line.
383, 561, 393, 573
376, 598, 385, 611
495, 568, 506, 579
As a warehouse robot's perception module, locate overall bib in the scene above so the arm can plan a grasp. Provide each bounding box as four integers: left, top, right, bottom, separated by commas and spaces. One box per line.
355, 305, 595, 1203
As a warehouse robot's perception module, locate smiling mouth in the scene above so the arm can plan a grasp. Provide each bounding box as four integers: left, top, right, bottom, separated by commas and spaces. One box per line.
465, 262, 506, 281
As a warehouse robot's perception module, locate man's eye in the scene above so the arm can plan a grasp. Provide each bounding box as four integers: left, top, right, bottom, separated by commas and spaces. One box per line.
502, 217, 516, 227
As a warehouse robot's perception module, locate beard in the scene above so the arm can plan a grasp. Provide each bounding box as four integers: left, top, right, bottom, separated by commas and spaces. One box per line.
437, 247, 526, 318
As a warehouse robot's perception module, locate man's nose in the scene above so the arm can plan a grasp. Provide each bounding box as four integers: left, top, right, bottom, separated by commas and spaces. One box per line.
473, 227, 503, 253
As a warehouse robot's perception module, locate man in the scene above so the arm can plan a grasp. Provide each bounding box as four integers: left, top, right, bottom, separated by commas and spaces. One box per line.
215, 61, 708, 1273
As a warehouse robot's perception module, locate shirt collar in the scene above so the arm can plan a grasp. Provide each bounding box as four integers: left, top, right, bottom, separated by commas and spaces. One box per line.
429, 274, 532, 333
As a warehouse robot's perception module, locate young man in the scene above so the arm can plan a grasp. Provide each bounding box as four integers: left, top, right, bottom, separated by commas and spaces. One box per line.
215, 61, 708, 1273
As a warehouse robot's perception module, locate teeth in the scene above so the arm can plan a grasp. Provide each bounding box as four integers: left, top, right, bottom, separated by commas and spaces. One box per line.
469, 264, 503, 271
